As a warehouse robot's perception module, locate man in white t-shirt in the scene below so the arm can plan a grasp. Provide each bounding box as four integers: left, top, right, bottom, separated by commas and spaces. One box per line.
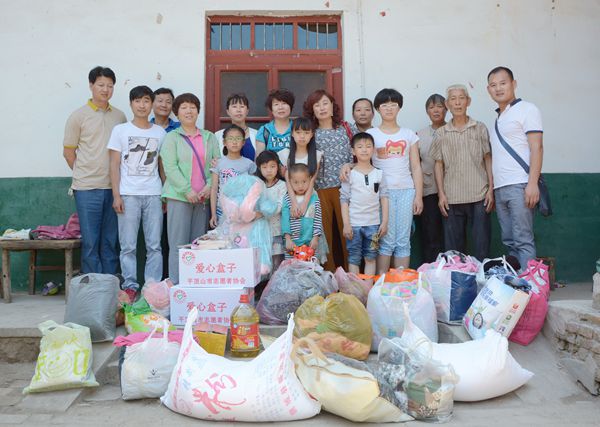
487, 66, 544, 269
108, 86, 166, 300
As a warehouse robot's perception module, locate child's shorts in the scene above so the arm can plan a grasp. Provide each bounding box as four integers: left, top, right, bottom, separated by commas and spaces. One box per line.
379, 188, 415, 258
346, 224, 380, 266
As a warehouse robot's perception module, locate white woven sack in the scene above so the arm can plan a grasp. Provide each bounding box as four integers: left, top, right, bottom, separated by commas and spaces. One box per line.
161, 308, 320, 421
120, 321, 180, 400
397, 303, 533, 402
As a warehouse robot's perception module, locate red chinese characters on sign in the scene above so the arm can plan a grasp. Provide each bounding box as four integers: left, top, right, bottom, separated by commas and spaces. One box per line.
195, 262, 237, 275
186, 302, 228, 313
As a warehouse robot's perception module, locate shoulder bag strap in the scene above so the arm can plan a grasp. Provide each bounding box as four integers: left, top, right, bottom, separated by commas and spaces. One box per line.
494, 119, 530, 174
342, 121, 353, 141
181, 134, 206, 181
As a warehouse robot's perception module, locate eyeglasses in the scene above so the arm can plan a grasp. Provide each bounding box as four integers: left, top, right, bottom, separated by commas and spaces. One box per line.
225, 136, 244, 142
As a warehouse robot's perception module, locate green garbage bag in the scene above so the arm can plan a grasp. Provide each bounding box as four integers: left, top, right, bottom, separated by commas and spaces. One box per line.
124, 297, 173, 334
24, 320, 99, 394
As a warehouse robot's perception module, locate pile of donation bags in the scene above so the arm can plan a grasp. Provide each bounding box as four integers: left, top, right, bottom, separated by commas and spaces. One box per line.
22, 251, 549, 424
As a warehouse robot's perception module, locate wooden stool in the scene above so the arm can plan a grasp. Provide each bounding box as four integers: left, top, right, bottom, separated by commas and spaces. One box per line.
0, 239, 81, 303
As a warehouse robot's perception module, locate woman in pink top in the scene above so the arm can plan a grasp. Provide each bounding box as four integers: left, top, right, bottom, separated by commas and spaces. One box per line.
159, 93, 220, 284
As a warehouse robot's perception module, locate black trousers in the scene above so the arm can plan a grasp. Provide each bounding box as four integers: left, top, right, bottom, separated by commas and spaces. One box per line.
420, 194, 444, 263
443, 200, 491, 261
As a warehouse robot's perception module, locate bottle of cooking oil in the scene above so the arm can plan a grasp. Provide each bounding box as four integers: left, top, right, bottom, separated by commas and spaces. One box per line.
230, 292, 260, 358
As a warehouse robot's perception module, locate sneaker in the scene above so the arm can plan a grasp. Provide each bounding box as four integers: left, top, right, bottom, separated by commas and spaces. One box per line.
124, 288, 137, 304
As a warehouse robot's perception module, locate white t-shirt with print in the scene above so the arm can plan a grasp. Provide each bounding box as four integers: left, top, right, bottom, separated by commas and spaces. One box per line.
107, 122, 166, 195
491, 99, 543, 189
367, 127, 419, 189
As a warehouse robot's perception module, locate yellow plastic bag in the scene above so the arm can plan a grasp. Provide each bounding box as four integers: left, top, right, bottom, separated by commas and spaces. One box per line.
294, 293, 372, 360
24, 320, 99, 394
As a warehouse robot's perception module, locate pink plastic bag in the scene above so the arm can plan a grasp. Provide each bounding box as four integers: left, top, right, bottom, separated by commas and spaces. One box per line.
113, 330, 183, 347
509, 259, 550, 345
334, 267, 373, 305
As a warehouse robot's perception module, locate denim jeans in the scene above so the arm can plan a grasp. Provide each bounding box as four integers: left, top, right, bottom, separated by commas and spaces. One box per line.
494, 183, 536, 270
443, 200, 491, 261
74, 189, 119, 274
346, 224, 380, 266
117, 195, 163, 290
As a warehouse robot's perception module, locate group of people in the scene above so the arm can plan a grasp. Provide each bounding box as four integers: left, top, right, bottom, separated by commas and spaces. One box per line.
63, 65, 544, 300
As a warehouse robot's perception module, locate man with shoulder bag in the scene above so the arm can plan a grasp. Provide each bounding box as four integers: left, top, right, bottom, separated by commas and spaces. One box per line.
487, 66, 551, 270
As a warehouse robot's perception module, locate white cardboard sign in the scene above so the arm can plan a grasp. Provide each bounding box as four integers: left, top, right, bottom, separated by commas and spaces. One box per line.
178, 247, 260, 287
170, 285, 254, 327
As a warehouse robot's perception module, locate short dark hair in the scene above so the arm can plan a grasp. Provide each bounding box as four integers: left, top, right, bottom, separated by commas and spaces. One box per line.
265, 88, 295, 111
288, 163, 310, 177
221, 124, 245, 155
487, 66, 514, 81
88, 66, 116, 84
173, 93, 200, 116
154, 87, 175, 99
226, 93, 250, 109
129, 85, 155, 102
352, 97, 373, 112
373, 88, 403, 109
351, 132, 374, 148
425, 93, 446, 110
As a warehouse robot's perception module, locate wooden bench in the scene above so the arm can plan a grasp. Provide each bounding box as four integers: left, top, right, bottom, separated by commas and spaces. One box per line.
0, 239, 81, 303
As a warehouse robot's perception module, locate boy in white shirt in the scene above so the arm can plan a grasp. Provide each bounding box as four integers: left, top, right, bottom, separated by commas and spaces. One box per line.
108, 85, 166, 300
340, 132, 389, 275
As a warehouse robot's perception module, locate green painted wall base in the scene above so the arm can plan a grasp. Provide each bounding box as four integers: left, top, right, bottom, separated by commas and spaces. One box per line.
1, 174, 599, 292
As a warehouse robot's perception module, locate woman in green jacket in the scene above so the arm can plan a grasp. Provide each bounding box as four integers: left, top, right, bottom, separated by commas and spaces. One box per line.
160, 93, 220, 284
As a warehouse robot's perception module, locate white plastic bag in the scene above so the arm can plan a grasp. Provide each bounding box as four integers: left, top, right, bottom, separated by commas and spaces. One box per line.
417, 252, 479, 324
397, 304, 533, 402
464, 276, 530, 340
24, 320, 98, 394
367, 272, 437, 351
120, 321, 180, 400
161, 308, 321, 421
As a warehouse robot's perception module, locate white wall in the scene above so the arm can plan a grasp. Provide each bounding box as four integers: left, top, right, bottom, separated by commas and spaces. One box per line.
1, 0, 598, 177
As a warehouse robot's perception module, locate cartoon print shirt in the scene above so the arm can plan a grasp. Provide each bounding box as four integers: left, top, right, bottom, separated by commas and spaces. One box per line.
107, 122, 166, 195
367, 127, 419, 190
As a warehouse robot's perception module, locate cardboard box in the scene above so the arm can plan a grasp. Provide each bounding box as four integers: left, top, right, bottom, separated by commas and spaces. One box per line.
178, 247, 261, 287
193, 323, 229, 356
170, 285, 254, 327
